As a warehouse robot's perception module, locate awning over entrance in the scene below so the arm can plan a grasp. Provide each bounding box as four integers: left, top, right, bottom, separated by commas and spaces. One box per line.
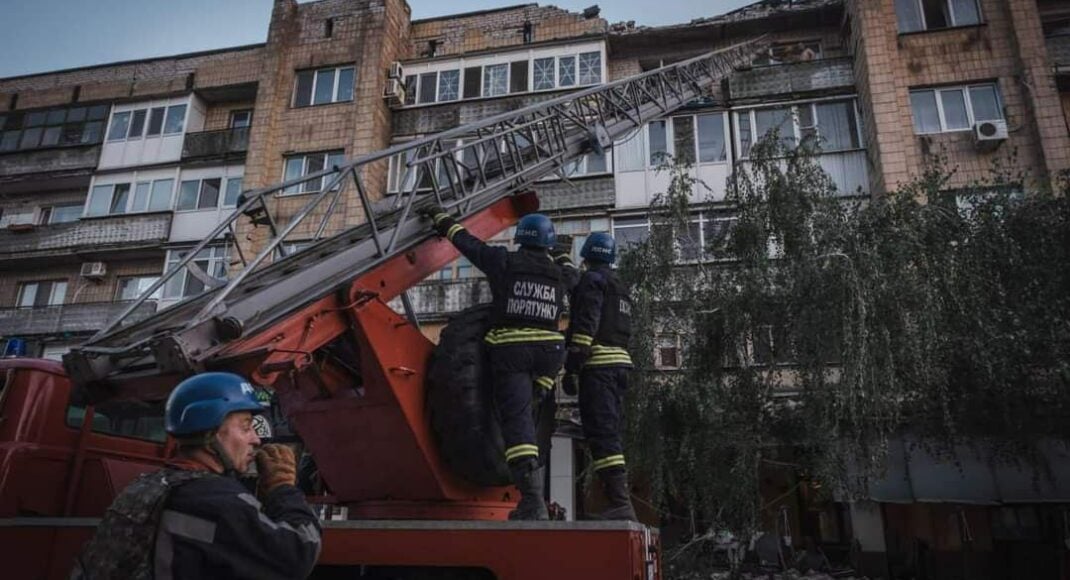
867, 438, 1070, 504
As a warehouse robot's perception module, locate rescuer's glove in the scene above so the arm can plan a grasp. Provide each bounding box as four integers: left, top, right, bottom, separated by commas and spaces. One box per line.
564, 344, 591, 374
419, 204, 459, 238
256, 444, 297, 496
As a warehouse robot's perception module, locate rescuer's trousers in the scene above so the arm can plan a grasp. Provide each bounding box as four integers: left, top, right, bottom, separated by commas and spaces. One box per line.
578, 365, 630, 472
488, 341, 565, 464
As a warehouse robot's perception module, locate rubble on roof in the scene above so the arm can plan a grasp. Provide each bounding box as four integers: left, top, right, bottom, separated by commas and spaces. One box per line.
609, 0, 842, 34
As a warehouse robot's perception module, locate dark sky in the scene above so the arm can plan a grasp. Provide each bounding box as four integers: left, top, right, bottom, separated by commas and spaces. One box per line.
0, 0, 756, 78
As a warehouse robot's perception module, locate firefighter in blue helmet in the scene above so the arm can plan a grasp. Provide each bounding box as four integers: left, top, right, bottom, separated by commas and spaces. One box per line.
73, 372, 321, 580
420, 206, 578, 520
565, 232, 638, 521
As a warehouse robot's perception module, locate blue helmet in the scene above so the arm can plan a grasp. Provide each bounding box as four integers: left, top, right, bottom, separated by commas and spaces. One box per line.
513, 213, 556, 249
165, 372, 264, 436
581, 232, 616, 264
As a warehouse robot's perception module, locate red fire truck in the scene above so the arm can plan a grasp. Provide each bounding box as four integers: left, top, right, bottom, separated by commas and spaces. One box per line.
0, 40, 760, 579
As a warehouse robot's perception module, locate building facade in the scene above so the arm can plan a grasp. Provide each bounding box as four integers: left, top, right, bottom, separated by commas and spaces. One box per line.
2, 0, 1069, 574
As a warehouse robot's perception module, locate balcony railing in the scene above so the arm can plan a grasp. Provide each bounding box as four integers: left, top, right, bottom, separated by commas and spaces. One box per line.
0, 300, 158, 337
0, 144, 102, 177
1048, 35, 1070, 68
395, 278, 492, 319
0, 212, 172, 261
181, 127, 249, 160
728, 57, 855, 100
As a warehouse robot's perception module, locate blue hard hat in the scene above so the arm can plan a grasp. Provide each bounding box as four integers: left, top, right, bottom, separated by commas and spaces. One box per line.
514, 213, 556, 248
165, 372, 264, 436
581, 232, 616, 264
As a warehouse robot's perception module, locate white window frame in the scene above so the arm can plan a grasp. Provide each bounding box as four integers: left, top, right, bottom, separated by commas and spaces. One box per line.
46, 203, 84, 224
163, 244, 229, 300
175, 177, 225, 212
106, 103, 187, 142
610, 212, 738, 263
280, 150, 347, 196
398, 42, 606, 108
630, 111, 732, 169
898, 0, 983, 33
293, 66, 356, 108
17, 279, 68, 308
0, 207, 36, 227
87, 178, 176, 217
909, 83, 1004, 135
733, 97, 864, 158
115, 275, 162, 301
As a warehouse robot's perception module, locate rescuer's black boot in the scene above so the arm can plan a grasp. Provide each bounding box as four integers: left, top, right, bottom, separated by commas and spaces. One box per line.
598, 467, 638, 521
508, 458, 549, 521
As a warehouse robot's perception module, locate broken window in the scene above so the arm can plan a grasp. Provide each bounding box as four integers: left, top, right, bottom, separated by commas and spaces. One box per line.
164, 244, 229, 300
896, 0, 981, 33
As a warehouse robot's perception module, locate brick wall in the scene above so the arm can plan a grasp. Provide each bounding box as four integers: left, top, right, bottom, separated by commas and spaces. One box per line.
849, 0, 1070, 195
203, 100, 257, 132
410, 4, 605, 59
237, 0, 409, 259
0, 257, 162, 308
0, 46, 265, 106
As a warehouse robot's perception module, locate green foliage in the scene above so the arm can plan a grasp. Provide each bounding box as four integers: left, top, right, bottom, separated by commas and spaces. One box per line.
619, 134, 1070, 556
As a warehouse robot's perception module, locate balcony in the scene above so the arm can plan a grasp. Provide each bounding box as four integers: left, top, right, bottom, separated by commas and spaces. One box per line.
0, 144, 102, 179
181, 127, 249, 161
728, 58, 855, 101
1048, 35, 1070, 69
0, 212, 171, 263
397, 278, 492, 320
0, 300, 157, 337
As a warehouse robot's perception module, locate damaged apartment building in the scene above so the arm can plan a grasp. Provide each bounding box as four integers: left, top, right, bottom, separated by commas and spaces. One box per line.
2, 0, 1070, 576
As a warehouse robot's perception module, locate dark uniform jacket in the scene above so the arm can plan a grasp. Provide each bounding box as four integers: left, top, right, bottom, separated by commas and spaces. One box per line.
156, 469, 322, 579
567, 264, 634, 368
447, 226, 579, 345
72, 459, 321, 580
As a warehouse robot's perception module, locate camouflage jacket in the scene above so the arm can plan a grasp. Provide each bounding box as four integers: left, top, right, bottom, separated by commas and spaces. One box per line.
72, 463, 321, 580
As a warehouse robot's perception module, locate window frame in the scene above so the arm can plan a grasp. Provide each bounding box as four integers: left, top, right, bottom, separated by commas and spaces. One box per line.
908, 83, 1004, 135
229, 110, 253, 129
399, 45, 607, 108
17, 279, 68, 308
163, 244, 230, 300
292, 65, 357, 108
280, 151, 347, 196
175, 177, 225, 212
734, 98, 864, 158
115, 275, 162, 302
86, 178, 176, 217
106, 103, 187, 142
897, 0, 984, 34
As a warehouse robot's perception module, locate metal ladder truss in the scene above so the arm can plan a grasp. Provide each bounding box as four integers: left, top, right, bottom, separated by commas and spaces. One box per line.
66, 37, 765, 386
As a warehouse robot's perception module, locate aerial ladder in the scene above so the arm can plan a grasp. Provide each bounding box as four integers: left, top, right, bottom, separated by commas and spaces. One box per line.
2, 39, 764, 579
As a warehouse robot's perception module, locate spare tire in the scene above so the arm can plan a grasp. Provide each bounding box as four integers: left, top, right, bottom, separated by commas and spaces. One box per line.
427, 305, 510, 486
427, 305, 557, 487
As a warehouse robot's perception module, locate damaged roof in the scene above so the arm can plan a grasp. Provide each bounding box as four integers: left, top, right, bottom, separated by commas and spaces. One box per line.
610, 0, 843, 34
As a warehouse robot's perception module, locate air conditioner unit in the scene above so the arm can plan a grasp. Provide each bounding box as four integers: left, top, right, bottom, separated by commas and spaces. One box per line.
388, 61, 404, 80
383, 78, 406, 106
80, 262, 107, 279
974, 120, 1008, 150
